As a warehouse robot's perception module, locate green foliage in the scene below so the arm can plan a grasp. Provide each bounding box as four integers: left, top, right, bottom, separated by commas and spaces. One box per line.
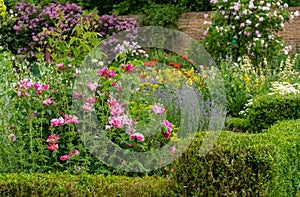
38, 18, 102, 65
226, 117, 250, 132
247, 93, 300, 132
171, 119, 300, 196
140, 3, 184, 29
0, 172, 174, 196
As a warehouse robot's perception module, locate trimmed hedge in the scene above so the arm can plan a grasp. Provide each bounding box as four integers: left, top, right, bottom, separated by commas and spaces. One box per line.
0, 173, 174, 196
171, 120, 300, 196
1, 120, 299, 196
247, 93, 300, 132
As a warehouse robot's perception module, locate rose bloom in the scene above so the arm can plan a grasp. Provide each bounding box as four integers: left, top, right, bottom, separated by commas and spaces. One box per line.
60, 154, 70, 161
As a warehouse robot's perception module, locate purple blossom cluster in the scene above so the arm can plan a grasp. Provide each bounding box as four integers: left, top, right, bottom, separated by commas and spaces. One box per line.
85, 14, 138, 37
10, 2, 139, 60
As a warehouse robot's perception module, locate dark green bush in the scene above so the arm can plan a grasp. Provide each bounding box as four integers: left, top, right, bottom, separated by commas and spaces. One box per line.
247, 93, 300, 132
0, 172, 174, 196
171, 119, 300, 196
226, 117, 250, 132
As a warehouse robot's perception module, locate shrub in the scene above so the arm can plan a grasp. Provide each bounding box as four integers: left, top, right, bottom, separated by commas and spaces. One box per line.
171, 119, 300, 196
0, 172, 174, 196
226, 117, 250, 132
247, 92, 300, 132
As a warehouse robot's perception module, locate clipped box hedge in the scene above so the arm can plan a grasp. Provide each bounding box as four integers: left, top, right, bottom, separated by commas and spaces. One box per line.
0, 173, 174, 196
1, 120, 299, 196
247, 93, 300, 132
171, 120, 300, 196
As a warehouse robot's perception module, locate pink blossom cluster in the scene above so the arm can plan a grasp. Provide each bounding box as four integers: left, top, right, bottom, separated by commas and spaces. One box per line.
162, 120, 173, 139
121, 64, 135, 72
82, 97, 97, 111
16, 78, 49, 97
60, 149, 80, 162
50, 114, 79, 126
97, 67, 116, 80
152, 104, 166, 114
106, 96, 144, 141
46, 134, 59, 151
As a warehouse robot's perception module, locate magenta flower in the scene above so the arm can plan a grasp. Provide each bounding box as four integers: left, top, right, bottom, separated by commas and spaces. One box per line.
64, 114, 79, 124
152, 105, 166, 114
72, 92, 82, 99
121, 64, 135, 72
169, 146, 176, 152
33, 83, 49, 94
42, 97, 53, 105
109, 116, 125, 128
86, 97, 97, 102
56, 63, 64, 69
18, 78, 32, 89
70, 149, 80, 156
130, 133, 145, 141
87, 82, 99, 91
48, 143, 58, 151
46, 134, 60, 144
8, 133, 17, 141
82, 103, 94, 111
60, 154, 70, 161
162, 120, 173, 132
50, 117, 64, 126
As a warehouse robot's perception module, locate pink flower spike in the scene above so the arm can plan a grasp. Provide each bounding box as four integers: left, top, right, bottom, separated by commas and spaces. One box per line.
152, 105, 166, 114
42, 97, 53, 105
50, 117, 64, 126
48, 144, 58, 151
60, 154, 70, 161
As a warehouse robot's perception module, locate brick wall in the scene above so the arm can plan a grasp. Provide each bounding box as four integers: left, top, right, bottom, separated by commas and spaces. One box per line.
118, 7, 300, 51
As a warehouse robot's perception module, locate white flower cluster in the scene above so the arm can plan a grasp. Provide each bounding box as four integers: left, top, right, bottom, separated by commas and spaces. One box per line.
278, 54, 299, 82
239, 99, 253, 116
115, 41, 148, 57
269, 81, 300, 95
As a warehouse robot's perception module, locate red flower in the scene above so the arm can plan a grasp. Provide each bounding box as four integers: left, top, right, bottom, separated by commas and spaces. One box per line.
188, 59, 193, 63
144, 61, 156, 66
152, 57, 158, 61
168, 62, 175, 67
163, 54, 168, 57
174, 63, 181, 68
182, 55, 187, 59
48, 144, 58, 151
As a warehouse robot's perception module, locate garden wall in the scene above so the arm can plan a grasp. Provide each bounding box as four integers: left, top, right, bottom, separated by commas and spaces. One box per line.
118, 7, 300, 51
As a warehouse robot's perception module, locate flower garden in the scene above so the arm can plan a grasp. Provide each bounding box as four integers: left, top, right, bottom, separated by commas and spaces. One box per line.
0, 0, 300, 196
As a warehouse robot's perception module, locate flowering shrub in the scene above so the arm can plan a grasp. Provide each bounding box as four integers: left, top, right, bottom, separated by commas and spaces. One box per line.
204, 0, 300, 66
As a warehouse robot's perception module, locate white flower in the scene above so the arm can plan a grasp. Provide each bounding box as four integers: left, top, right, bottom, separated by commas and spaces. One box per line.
246, 19, 252, 25
294, 11, 300, 17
